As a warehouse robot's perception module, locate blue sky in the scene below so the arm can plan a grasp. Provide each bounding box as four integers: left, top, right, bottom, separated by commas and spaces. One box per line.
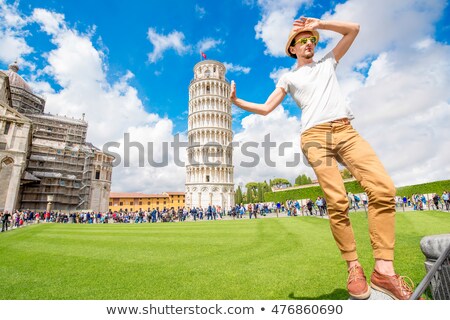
1, 0, 449, 193
0, 0, 349, 133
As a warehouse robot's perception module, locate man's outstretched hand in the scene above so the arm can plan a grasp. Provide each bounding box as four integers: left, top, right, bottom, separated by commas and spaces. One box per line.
230, 80, 237, 102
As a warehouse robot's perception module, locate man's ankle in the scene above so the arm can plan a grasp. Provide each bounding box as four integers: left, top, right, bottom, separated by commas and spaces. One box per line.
374, 259, 395, 276
347, 260, 361, 270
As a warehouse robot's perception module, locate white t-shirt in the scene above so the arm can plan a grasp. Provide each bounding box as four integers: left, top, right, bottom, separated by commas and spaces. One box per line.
276, 52, 354, 132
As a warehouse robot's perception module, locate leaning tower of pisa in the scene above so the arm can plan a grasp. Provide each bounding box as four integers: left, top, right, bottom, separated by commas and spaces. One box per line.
185, 60, 234, 211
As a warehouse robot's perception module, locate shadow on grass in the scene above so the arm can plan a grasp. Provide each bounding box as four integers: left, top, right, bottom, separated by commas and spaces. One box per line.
288, 289, 348, 300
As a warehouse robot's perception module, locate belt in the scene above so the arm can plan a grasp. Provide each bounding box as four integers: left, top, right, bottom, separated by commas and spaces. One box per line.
330, 118, 350, 125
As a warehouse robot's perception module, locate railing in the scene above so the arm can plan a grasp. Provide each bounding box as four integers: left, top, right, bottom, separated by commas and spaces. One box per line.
410, 243, 450, 300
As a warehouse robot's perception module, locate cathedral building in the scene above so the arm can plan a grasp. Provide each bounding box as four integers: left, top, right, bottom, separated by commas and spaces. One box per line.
0, 71, 32, 213
0, 62, 113, 212
185, 60, 234, 210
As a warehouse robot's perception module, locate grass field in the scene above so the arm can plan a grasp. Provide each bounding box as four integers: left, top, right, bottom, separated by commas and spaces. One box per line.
1, 211, 449, 300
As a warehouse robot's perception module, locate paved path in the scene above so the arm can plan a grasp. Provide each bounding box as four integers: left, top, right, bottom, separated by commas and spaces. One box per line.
349, 288, 394, 300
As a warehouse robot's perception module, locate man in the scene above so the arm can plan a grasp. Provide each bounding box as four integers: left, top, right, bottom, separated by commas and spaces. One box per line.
190, 207, 197, 221
315, 196, 324, 216
1, 211, 11, 232
306, 199, 313, 216
231, 17, 413, 300
443, 191, 449, 211
248, 203, 254, 219
353, 194, 360, 209
239, 205, 245, 219
432, 194, 440, 210
276, 202, 281, 217
347, 192, 355, 211
252, 203, 258, 219
207, 204, 213, 220
212, 205, 217, 220
322, 197, 328, 214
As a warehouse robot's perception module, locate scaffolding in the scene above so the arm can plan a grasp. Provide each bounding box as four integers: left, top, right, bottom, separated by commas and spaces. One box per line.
20, 114, 92, 211
4, 62, 113, 213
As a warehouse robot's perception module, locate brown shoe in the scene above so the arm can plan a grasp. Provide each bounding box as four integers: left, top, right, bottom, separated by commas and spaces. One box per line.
370, 269, 414, 300
347, 265, 371, 299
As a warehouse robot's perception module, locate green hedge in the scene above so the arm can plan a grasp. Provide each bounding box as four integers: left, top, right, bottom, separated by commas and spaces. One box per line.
264, 180, 364, 202
396, 180, 450, 197
264, 179, 450, 202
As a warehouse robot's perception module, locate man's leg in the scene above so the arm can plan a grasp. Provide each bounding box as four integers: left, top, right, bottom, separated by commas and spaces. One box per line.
335, 126, 396, 263
302, 126, 358, 261
302, 125, 369, 299
335, 125, 412, 300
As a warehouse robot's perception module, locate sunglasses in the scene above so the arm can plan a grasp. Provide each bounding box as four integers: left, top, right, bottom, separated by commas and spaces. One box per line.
293, 36, 318, 46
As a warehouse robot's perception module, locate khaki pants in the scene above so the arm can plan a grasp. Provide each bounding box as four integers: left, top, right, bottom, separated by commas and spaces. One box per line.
301, 122, 396, 261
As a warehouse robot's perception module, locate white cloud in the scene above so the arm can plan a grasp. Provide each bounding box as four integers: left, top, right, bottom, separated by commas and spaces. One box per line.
269, 66, 291, 83
242, 0, 450, 188
197, 38, 223, 53
195, 4, 206, 18
106, 123, 187, 193
32, 12, 106, 88
0, 32, 33, 63
319, 0, 450, 186
349, 44, 450, 186
231, 105, 245, 118
233, 105, 314, 187
413, 37, 435, 50
32, 8, 66, 35
0, 0, 26, 25
0, 0, 33, 65
318, 0, 445, 73
27, 78, 55, 94
1, 0, 448, 197
242, 0, 256, 7
254, 0, 310, 57
147, 28, 190, 63
223, 62, 251, 74
25, 8, 187, 193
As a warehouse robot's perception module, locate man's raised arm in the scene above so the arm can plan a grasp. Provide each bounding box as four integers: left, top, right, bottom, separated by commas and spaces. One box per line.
230, 80, 286, 116
293, 17, 359, 62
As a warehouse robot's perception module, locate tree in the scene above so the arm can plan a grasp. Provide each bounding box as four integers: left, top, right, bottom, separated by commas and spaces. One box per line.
341, 168, 353, 179
235, 186, 243, 205
245, 182, 258, 192
259, 181, 271, 202
257, 184, 264, 202
295, 174, 312, 186
270, 178, 291, 189
262, 181, 271, 193
246, 187, 254, 204
249, 182, 271, 203
245, 182, 258, 203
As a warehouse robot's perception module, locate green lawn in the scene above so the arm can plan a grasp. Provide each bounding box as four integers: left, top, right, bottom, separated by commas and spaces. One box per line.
1, 211, 449, 300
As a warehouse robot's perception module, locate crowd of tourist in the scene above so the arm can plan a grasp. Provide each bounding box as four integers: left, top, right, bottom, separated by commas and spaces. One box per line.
1, 191, 448, 233
395, 192, 450, 211
0, 200, 325, 232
